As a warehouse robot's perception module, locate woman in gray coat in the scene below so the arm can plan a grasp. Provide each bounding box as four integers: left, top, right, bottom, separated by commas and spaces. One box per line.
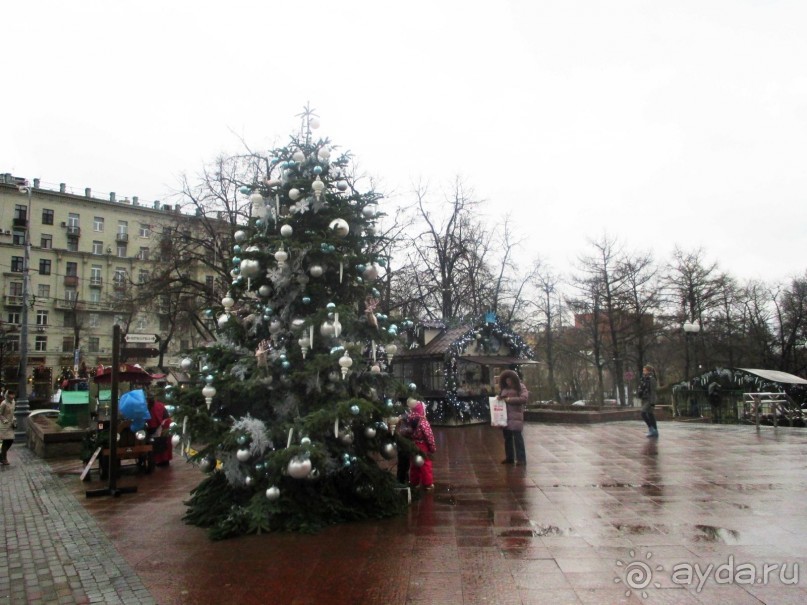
0, 390, 17, 465
498, 370, 529, 465
638, 365, 658, 438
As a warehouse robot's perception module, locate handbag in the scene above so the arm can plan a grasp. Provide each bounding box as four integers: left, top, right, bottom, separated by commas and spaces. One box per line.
489, 397, 508, 427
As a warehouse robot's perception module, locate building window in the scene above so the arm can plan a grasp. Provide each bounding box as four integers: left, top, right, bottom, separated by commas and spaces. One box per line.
94, 217, 104, 232
67, 213, 80, 228
64, 312, 76, 328
89, 290, 101, 304
138, 269, 149, 283
62, 336, 75, 352
42, 208, 54, 225
92, 240, 104, 255
117, 220, 128, 235
37, 284, 50, 299
39, 259, 51, 275
11, 256, 24, 272
114, 268, 127, 285
7, 311, 21, 324
89, 313, 100, 328
6, 335, 20, 352
206, 275, 215, 291
35, 335, 47, 352
36, 310, 49, 325
88, 337, 100, 353
117, 244, 127, 258
139, 223, 151, 238
40, 234, 53, 249
13, 230, 25, 245
67, 239, 78, 252
135, 315, 147, 330
138, 247, 149, 261
66, 262, 78, 277
10, 282, 23, 297
14, 204, 27, 221
65, 287, 77, 301
113, 315, 126, 328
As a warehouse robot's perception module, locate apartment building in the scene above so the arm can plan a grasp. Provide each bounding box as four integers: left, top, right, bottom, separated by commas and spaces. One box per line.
0, 174, 218, 403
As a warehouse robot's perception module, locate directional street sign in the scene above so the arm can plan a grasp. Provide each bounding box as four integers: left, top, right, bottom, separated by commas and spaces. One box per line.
124, 333, 158, 344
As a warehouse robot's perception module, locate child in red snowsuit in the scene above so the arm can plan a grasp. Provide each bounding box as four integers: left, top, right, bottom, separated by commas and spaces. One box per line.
406, 399, 436, 490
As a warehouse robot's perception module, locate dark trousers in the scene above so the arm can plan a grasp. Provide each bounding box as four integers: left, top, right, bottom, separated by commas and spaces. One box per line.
1, 438, 13, 460
502, 429, 526, 462
641, 402, 657, 430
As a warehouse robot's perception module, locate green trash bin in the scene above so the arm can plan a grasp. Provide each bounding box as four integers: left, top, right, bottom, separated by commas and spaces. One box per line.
59, 391, 90, 427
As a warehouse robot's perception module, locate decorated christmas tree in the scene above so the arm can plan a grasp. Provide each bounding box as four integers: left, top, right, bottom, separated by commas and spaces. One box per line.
176, 108, 414, 539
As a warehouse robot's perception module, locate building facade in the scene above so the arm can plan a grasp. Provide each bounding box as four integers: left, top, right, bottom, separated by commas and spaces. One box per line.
0, 174, 218, 405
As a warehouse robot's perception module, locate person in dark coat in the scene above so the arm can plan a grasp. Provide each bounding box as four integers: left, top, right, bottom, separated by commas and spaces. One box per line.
638, 364, 659, 438
498, 370, 529, 466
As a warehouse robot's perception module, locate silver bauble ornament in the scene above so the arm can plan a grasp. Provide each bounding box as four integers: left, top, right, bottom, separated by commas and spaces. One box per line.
364, 426, 377, 439
339, 430, 354, 445
171, 434, 181, 447
236, 448, 251, 462
244, 475, 255, 487
380, 442, 397, 459
180, 357, 193, 371
265, 486, 280, 501
309, 265, 324, 277
280, 224, 293, 237
234, 230, 247, 244
287, 457, 312, 479
300, 436, 312, 446
328, 218, 349, 237
258, 284, 271, 297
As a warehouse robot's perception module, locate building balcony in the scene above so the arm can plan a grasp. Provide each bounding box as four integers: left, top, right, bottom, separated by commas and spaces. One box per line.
12, 217, 28, 228
89, 276, 103, 288
54, 298, 78, 310
3, 295, 23, 306
64, 275, 79, 287
116, 232, 129, 243
113, 281, 127, 292
66, 225, 81, 237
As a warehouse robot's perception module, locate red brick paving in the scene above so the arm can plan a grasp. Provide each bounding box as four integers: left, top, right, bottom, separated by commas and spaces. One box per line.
48, 421, 807, 604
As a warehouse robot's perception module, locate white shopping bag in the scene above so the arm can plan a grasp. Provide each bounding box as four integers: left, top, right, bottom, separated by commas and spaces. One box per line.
489, 397, 508, 427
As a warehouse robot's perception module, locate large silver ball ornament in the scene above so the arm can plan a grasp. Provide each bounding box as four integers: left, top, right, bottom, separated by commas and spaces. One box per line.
236, 448, 251, 462
339, 430, 354, 445
309, 265, 324, 278
258, 284, 272, 297
180, 357, 193, 371
287, 457, 312, 479
265, 486, 281, 501
171, 434, 181, 447
380, 442, 397, 459
364, 426, 377, 439
234, 230, 247, 244
328, 218, 349, 237
280, 224, 293, 237
244, 475, 255, 487
199, 456, 215, 473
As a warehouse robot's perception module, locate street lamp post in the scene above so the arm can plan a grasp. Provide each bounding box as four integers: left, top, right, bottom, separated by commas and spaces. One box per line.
15, 182, 34, 439
683, 321, 701, 416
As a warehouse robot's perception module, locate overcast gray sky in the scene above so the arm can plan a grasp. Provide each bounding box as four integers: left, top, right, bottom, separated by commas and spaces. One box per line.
4, 0, 806, 284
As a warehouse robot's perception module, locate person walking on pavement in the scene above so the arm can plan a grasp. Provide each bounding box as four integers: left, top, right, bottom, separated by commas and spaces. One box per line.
498, 369, 529, 466
638, 365, 659, 438
0, 389, 17, 465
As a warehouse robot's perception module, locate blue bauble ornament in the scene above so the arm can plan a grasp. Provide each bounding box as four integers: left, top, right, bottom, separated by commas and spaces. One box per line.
237, 434, 248, 446
302, 296, 311, 304
281, 361, 291, 370
256, 219, 264, 228
239, 186, 251, 195
326, 302, 336, 310
313, 166, 323, 175
377, 258, 387, 267
350, 405, 360, 416
232, 257, 241, 265
356, 264, 366, 274
205, 309, 214, 318
233, 245, 242, 254
371, 288, 380, 298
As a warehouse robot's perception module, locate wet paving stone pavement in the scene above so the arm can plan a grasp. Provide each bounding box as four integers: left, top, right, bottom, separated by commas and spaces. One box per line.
4, 420, 807, 604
